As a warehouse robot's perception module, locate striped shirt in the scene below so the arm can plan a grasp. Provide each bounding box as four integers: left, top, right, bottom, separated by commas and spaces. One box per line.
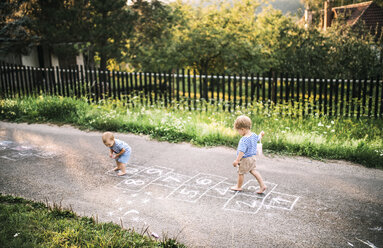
110, 139, 131, 155
237, 133, 260, 158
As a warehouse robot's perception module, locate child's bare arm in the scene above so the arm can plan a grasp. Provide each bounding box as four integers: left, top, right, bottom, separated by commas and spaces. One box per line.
114, 148, 125, 158
233, 152, 244, 167
260, 131, 265, 137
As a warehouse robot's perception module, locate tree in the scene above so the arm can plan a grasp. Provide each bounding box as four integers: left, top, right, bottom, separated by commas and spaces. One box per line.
127, 0, 181, 72
173, 0, 264, 74
87, 0, 135, 70
0, 0, 37, 56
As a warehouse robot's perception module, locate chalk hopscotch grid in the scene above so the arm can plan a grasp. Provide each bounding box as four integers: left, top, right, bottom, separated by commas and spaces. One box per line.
189, 174, 228, 202
222, 180, 277, 214
150, 172, 193, 189
263, 191, 300, 211
165, 173, 202, 202
109, 164, 300, 214
165, 173, 228, 203
115, 166, 174, 192
204, 181, 233, 199
105, 163, 147, 177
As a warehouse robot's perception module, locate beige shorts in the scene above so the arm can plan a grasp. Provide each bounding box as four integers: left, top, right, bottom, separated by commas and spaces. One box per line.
238, 156, 256, 175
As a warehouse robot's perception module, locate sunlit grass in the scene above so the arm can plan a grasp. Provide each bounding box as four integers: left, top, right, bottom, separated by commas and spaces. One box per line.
0, 194, 185, 248
0, 95, 382, 168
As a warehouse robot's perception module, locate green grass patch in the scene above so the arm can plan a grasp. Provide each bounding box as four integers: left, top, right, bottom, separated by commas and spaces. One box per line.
0, 194, 185, 248
0, 95, 382, 168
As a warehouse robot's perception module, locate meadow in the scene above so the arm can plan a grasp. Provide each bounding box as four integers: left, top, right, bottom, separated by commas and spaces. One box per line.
0, 95, 382, 168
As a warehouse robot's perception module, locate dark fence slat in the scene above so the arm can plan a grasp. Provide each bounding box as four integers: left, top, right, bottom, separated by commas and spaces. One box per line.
193, 71, 197, 109
182, 69, 186, 98
380, 76, 383, 117
334, 79, 339, 117
228, 74, 231, 112
375, 76, 380, 118
233, 74, 237, 108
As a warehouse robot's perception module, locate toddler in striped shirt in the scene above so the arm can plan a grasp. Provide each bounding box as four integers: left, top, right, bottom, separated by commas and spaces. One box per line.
231, 115, 267, 194
102, 132, 131, 176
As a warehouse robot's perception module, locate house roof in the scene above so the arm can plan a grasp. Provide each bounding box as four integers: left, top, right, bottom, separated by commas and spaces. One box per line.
332, 1, 383, 32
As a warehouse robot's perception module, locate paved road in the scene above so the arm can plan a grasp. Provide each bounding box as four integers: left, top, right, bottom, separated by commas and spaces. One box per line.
0, 121, 382, 247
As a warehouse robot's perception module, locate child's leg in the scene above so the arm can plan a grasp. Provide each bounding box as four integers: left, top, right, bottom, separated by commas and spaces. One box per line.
250, 169, 267, 194
113, 161, 120, 171
231, 174, 244, 191
117, 162, 126, 176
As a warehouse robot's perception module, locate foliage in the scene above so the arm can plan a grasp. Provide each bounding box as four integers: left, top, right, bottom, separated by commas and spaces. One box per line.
0, 0, 37, 55
171, 0, 264, 74
86, 0, 136, 70
1, 0, 382, 78
1, 95, 382, 169
126, 0, 182, 72
0, 0, 135, 70
0, 194, 186, 247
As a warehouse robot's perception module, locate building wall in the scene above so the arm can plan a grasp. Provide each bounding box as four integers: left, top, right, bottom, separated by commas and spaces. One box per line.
21, 48, 39, 67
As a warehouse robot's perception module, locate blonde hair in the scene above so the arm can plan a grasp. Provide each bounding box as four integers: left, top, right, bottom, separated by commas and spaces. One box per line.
102, 132, 114, 143
234, 115, 252, 130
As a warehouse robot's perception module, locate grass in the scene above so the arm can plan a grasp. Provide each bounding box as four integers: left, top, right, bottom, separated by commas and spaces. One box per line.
0, 95, 382, 168
0, 194, 186, 248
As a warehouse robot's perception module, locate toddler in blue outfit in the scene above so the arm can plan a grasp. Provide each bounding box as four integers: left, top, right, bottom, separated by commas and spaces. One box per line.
102, 132, 131, 176
231, 115, 267, 194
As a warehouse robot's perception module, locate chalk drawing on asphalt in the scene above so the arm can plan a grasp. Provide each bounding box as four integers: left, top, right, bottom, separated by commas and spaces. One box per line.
108, 164, 300, 215
0, 140, 57, 161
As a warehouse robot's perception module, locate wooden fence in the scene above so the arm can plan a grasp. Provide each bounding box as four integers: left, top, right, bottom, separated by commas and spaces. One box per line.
1, 63, 382, 118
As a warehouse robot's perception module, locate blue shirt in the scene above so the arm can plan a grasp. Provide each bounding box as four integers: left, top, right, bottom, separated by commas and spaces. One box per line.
237, 133, 260, 158
111, 139, 131, 155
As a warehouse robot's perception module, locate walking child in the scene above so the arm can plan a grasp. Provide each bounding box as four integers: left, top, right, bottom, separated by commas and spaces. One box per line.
231, 115, 267, 194
102, 132, 131, 176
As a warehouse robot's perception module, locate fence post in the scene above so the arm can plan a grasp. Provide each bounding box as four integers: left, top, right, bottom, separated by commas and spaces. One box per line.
273, 72, 277, 105
329, 78, 333, 117
267, 71, 272, 105
363, 76, 368, 116
117, 71, 121, 101
302, 75, 306, 116
181, 68, 186, 97
193, 70, 197, 110
23, 66, 31, 97
256, 73, 260, 102
367, 76, 373, 117
334, 78, 339, 117
233, 74, 237, 109
374, 76, 380, 118
79, 65, 84, 98
154, 72, 157, 105
187, 70, 191, 110
228, 74, 231, 112
245, 74, 249, 106
380, 75, 383, 118
279, 73, 284, 106
0, 62, 5, 98
163, 72, 167, 107
357, 78, 362, 118
250, 73, 254, 103
216, 73, 220, 108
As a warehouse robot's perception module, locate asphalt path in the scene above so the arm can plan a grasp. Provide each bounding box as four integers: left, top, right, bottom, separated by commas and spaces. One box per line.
0, 121, 382, 247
